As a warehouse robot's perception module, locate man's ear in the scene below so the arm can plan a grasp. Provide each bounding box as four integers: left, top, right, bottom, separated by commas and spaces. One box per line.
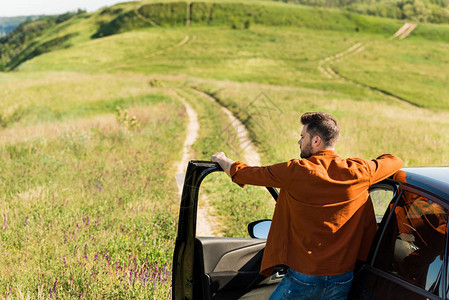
312, 136, 322, 148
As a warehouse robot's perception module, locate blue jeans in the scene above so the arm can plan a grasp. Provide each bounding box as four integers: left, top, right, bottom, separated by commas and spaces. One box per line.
269, 268, 353, 300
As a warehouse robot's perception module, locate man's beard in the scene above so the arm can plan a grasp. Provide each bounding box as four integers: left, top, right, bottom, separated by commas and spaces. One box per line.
300, 143, 314, 159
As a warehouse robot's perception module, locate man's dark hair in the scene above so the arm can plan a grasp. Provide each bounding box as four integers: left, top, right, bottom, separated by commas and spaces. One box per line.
300, 112, 340, 147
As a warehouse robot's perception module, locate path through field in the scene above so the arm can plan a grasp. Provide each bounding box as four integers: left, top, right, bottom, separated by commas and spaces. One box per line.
190, 88, 261, 166
170, 84, 262, 236
170, 88, 220, 236
145, 35, 196, 59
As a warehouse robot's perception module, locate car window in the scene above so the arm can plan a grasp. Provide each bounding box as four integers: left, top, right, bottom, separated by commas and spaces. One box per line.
197, 173, 274, 238
373, 190, 448, 296
369, 184, 395, 218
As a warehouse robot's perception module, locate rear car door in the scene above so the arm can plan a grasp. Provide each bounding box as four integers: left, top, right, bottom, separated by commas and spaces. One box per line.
351, 185, 449, 299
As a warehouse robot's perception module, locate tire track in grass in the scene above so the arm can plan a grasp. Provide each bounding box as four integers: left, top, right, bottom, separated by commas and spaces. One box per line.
108, 34, 196, 72
144, 34, 196, 59
389, 23, 417, 40
169, 88, 217, 237
318, 23, 419, 108
170, 85, 263, 237
169, 88, 198, 193
318, 42, 365, 79
189, 88, 261, 166
318, 23, 417, 79
186, 87, 262, 237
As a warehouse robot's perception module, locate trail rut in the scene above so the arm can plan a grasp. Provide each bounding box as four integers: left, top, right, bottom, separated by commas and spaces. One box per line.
170, 85, 262, 236
145, 35, 196, 59
318, 23, 418, 108
168, 89, 217, 237
169, 89, 199, 196
190, 88, 261, 166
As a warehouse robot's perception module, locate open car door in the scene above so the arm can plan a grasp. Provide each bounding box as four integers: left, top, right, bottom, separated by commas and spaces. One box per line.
172, 161, 281, 300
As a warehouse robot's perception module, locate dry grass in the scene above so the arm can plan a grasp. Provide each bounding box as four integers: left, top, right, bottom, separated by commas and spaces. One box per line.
189, 79, 449, 166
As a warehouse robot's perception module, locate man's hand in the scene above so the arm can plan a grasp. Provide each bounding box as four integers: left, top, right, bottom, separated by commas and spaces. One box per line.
211, 152, 235, 177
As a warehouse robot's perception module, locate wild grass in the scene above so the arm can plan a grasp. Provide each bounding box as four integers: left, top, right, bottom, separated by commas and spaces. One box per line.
332, 37, 449, 111
189, 79, 449, 167
19, 26, 371, 85
19, 22, 449, 112
0, 72, 167, 127
18, 29, 187, 73
0, 95, 184, 298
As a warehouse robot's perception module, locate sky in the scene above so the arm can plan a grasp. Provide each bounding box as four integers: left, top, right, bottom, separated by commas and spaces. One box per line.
0, 0, 131, 17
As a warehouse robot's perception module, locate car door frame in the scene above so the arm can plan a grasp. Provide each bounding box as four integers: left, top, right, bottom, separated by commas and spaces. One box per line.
172, 160, 279, 300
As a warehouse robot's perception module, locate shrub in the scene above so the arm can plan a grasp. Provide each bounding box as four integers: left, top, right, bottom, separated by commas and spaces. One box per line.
190, 2, 213, 24
138, 2, 188, 26
92, 10, 149, 38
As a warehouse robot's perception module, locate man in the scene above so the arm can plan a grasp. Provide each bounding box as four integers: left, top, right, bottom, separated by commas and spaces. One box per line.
211, 112, 403, 299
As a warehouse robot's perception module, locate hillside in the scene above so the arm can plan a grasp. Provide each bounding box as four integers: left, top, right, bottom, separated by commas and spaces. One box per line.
0, 0, 446, 112
0, 10, 85, 70
3, 1, 449, 71
0, 0, 449, 298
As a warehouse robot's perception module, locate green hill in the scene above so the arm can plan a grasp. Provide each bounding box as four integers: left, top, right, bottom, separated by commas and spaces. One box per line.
0, 10, 86, 70
3, 1, 449, 71
0, 0, 449, 298
2, 0, 446, 111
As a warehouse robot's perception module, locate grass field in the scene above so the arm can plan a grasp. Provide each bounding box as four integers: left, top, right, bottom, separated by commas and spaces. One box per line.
333, 33, 449, 111
1, 0, 449, 298
0, 74, 186, 297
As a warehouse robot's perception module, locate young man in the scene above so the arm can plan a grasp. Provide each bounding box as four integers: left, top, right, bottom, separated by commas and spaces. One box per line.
211, 112, 403, 300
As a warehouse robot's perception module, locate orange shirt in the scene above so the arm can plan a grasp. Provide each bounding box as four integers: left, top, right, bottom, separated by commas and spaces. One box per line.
230, 150, 403, 277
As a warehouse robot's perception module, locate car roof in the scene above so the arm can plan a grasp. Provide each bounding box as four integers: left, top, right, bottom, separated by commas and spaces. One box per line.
397, 167, 449, 201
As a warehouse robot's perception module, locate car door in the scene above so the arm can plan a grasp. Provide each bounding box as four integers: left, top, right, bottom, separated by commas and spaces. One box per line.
172, 161, 281, 300
350, 184, 449, 300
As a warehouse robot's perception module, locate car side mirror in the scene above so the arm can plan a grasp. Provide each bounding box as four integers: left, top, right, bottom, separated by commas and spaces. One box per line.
248, 219, 272, 239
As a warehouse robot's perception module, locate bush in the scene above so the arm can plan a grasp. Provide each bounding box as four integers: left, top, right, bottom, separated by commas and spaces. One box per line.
190, 2, 213, 24
7, 33, 77, 70
138, 2, 188, 26
92, 10, 149, 38
428, 7, 449, 23
196, 2, 399, 35
279, 0, 449, 24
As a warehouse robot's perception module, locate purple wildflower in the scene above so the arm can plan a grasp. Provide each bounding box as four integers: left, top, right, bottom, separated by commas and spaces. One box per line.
3, 214, 8, 230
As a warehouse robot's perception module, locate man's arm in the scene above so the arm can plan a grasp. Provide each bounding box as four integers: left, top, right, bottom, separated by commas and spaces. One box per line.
211, 152, 293, 189
368, 154, 403, 185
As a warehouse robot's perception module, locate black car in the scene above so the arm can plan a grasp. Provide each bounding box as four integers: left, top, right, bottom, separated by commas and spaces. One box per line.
172, 161, 449, 300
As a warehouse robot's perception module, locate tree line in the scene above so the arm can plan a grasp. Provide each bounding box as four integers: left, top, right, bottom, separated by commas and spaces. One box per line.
0, 9, 86, 71
278, 0, 449, 23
